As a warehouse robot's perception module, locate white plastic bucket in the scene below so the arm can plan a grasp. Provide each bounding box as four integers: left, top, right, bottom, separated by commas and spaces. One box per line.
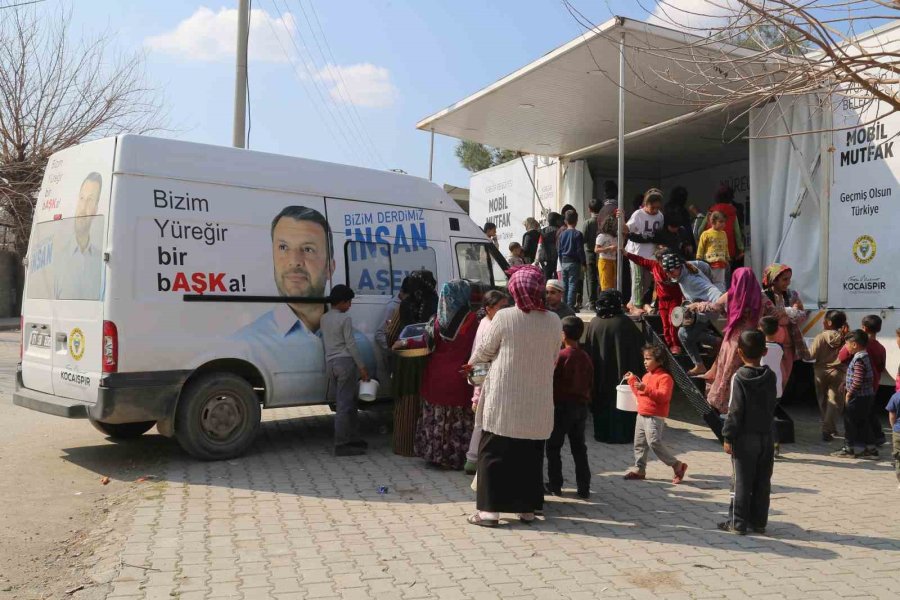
615, 377, 637, 412
359, 379, 379, 402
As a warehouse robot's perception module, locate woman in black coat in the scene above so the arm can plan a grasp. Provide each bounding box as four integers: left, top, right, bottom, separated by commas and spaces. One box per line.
585, 290, 645, 443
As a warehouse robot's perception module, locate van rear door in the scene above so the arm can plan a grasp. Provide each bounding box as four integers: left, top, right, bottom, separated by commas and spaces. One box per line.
21, 138, 115, 402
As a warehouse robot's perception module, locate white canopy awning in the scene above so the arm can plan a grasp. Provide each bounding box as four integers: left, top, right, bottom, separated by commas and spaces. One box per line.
417, 16, 770, 166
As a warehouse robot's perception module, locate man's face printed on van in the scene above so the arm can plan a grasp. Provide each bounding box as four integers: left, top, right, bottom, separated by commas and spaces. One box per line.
272, 217, 333, 298
75, 176, 101, 247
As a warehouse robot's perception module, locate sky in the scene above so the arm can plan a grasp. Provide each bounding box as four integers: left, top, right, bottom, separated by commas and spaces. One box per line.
16, 0, 674, 189
24, 0, 881, 189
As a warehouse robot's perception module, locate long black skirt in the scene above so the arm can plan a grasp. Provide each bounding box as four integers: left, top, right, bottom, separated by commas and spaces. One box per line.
477, 430, 544, 513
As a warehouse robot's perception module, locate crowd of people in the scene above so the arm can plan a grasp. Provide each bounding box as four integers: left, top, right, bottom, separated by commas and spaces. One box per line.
317, 182, 899, 531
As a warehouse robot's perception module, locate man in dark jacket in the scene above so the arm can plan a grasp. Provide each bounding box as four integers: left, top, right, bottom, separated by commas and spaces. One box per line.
539, 212, 562, 282
582, 198, 602, 309
720, 330, 778, 535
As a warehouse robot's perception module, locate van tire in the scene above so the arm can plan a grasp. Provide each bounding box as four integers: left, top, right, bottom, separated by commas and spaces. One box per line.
175, 373, 261, 461
90, 419, 156, 439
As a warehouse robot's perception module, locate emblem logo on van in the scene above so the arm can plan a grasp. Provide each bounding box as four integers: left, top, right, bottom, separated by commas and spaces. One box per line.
852, 234, 876, 264
68, 328, 85, 361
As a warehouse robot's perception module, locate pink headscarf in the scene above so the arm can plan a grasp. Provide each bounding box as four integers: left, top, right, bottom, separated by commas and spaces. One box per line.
724, 267, 762, 340
506, 265, 547, 313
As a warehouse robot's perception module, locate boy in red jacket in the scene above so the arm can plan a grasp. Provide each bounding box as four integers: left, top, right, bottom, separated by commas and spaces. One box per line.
624, 344, 688, 483
622, 249, 684, 354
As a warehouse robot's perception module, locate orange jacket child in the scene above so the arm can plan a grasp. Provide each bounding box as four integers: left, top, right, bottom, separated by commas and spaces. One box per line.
628, 368, 675, 418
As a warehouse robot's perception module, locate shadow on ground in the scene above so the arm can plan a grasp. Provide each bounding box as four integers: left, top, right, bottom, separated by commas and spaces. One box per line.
56, 404, 900, 561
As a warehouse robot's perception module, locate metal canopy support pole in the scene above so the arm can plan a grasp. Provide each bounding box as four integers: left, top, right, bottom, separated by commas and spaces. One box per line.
616, 32, 625, 292
818, 93, 833, 307
428, 129, 435, 181
232, 0, 250, 148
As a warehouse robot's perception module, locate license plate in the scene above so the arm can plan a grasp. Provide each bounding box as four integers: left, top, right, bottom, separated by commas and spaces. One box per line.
29, 331, 50, 349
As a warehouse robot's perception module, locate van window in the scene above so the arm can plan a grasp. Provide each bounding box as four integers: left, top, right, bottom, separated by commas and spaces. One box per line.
26, 216, 105, 300
345, 240, 392, 296
392, 246, 438, 284
455, 242, 507, 287
345, 241, 439, 296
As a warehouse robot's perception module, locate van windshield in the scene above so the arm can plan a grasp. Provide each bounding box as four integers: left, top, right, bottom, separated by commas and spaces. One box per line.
27, 216, 105, 301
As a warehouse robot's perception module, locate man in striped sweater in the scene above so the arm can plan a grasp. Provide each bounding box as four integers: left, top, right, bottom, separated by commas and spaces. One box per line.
833, 329, 877, 459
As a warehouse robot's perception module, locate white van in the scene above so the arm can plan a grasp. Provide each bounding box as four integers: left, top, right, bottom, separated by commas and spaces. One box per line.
14, 135, 508, 460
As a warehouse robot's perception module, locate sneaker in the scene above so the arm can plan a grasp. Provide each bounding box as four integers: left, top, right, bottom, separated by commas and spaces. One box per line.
624, 470, 646, 480
859, 448, 879, 460
822, 432, 834, 442
464, 460, 477, 475
830, 446, 856, 458
716, 521, 746, 535
544, 482, 562, 496
672, 462, 688, 484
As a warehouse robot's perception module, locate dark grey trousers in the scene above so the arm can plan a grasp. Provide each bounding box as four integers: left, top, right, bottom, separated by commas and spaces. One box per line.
728, 432, 774, 532
327, 357, 360, 447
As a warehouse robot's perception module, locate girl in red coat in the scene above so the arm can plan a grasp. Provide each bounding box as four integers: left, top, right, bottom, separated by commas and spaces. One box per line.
624, 344, 688, 484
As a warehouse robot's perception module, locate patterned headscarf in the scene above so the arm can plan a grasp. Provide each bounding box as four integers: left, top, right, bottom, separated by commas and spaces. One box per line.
595, 289, 624, 318
506, 265, 546, 313
762, 263, 791, 289
660, 252, 683, 272
435, 279, 472, 341
724, 267, 762, 340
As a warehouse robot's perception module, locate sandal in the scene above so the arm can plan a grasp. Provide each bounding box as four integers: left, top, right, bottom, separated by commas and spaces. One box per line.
672, 462, 688, 484
467, 513, 499, 528
624, 470, 646, 480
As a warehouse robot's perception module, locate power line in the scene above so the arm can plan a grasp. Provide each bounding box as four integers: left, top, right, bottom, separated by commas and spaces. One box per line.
297, 0, 387, 168
278, 0, 379, 168
0, 0, 48, 9
267, 0, 369, 166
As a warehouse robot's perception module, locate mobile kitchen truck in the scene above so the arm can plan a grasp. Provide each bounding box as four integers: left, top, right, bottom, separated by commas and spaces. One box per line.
13, 135, 508, 460
420, 17, 899, 385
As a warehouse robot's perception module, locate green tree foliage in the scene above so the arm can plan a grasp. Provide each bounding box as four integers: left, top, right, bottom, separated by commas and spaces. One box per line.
729, 22, 809, 56
455, 141, 519, 173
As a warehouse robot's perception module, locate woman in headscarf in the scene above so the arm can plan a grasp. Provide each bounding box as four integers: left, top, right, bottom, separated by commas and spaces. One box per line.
466, 265, 562, 526
694, 267, 765, 414
585, 290, 645, 443
391, 270, 439, 456
762, 263, 810, 387
522, 218, 541, 264
414, 279, 479, 469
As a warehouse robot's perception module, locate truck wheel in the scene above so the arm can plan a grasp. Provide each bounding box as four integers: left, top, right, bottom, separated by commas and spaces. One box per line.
174, 373, 261, 461
90, 420, 156, 439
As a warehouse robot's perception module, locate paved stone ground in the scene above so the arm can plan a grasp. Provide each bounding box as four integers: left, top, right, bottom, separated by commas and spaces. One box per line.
97, 402, 899, 600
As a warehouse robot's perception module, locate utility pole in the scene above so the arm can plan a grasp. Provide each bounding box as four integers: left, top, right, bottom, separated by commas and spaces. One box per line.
232, 0, 250, 148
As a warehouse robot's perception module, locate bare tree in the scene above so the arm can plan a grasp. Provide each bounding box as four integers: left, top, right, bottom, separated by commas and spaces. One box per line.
563, 0, 900, 134
0, 7, 165, 257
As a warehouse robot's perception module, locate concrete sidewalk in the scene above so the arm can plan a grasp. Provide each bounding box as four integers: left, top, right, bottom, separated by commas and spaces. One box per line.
90, 403, 899, 600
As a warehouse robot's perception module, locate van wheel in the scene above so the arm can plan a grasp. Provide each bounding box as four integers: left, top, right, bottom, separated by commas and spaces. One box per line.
175, 373, 261, 461
90, 420, 156, 439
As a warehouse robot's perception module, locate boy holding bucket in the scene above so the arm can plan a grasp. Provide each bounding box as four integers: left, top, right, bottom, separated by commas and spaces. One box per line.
623, 344, 688, 484
321, 284, 371, 456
